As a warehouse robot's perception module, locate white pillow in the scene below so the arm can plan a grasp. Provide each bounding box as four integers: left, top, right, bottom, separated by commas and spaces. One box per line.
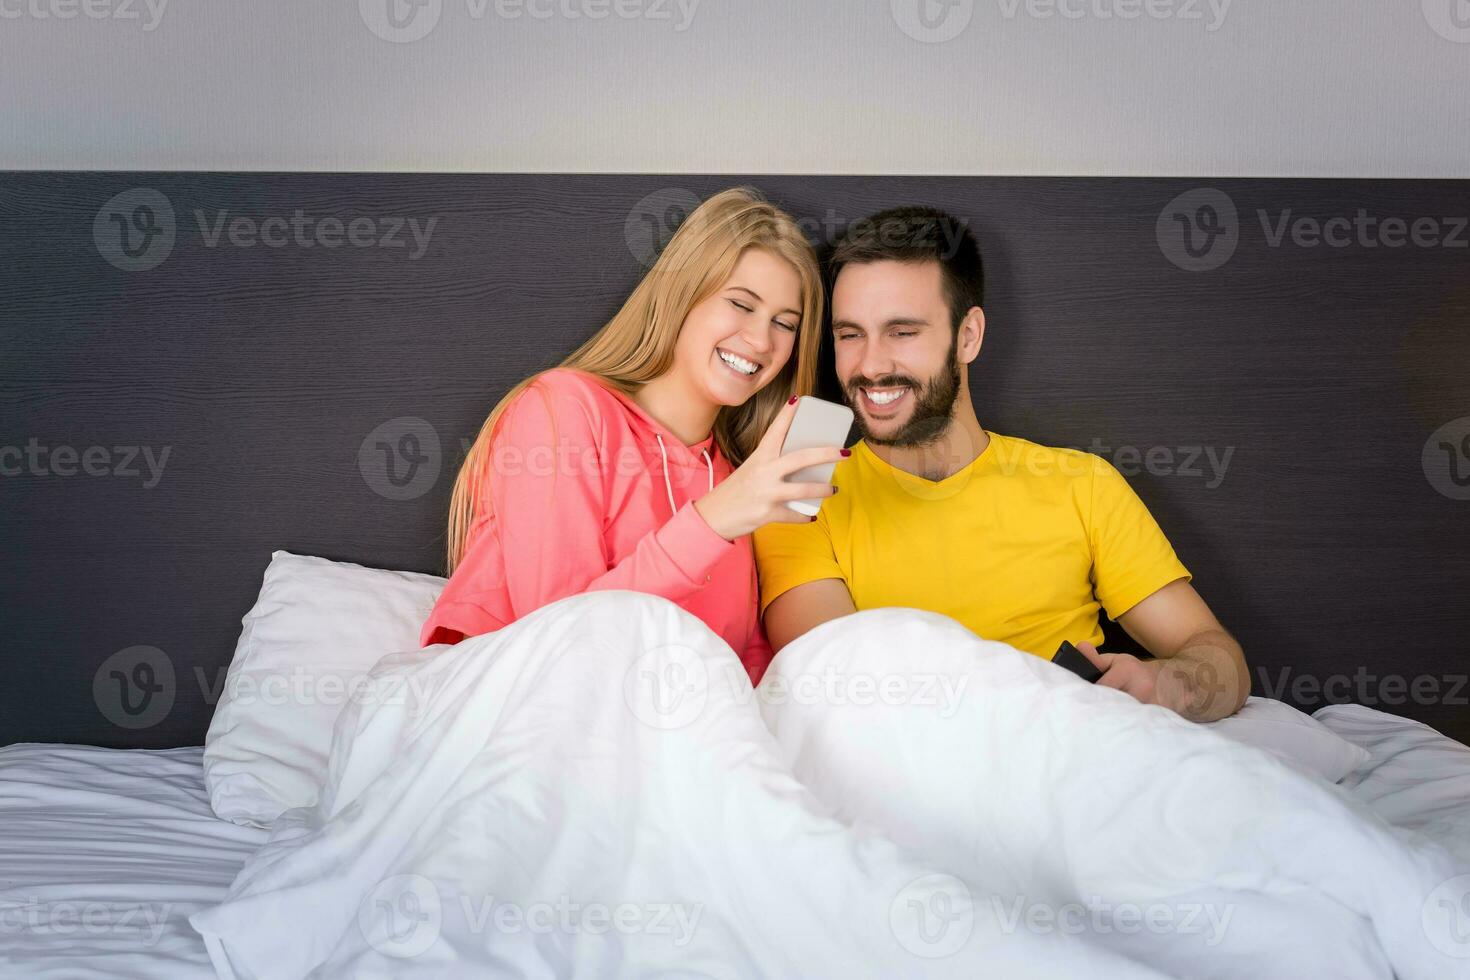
1205, 696, 1370, 782
203, 551, 445, 827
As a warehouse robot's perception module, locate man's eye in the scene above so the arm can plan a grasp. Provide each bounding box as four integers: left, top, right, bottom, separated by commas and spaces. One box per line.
893, 331, 917, 338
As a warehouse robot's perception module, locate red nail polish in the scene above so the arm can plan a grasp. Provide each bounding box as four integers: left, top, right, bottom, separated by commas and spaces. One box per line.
840, 449, 851, 457
788, 396, 798, 405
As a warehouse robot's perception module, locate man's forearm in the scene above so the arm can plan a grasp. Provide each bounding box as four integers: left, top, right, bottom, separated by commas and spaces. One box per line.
1163, 628, 1250, 722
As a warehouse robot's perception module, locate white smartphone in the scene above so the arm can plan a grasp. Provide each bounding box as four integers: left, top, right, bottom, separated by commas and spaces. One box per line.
780, 396, 855, 517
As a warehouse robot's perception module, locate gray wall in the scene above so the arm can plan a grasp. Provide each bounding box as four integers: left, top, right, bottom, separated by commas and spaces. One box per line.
4, 173, 1468, 748
1, 0, 1468, 176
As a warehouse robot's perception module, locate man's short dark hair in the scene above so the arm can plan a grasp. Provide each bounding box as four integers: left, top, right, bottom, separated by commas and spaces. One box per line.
828, 206, 983, 332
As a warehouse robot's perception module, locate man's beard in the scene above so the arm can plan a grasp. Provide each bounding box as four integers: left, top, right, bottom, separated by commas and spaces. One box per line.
844, 334, 962, 448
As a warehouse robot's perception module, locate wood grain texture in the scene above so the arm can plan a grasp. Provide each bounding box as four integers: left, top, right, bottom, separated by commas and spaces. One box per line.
1, 173, 1467, 747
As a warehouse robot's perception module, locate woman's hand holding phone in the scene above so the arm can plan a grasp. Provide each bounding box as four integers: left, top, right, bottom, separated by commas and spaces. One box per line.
694, 396, 848, 541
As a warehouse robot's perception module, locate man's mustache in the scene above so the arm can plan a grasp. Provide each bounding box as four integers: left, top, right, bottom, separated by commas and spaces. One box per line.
845, 374, 920, 394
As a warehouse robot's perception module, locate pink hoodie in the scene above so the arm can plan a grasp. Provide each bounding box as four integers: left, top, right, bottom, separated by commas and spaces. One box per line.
420, 368, 774, 684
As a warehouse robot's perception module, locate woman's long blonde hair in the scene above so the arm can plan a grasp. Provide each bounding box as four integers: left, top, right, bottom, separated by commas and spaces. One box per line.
444, 187, 823, 574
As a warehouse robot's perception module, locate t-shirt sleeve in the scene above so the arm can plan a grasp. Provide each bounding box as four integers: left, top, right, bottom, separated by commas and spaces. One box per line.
752, 513, 844, 614
1086, 454, 1192, 619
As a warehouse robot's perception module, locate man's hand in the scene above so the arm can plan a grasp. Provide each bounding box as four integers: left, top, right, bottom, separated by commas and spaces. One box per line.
1075, 642, 1240, 720
1075, 580, 1250, 722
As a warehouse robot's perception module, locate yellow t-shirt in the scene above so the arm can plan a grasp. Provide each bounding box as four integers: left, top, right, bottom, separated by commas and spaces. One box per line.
753, 433, 1192, 659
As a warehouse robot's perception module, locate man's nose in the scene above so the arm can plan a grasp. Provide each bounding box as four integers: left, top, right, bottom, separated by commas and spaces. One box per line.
857, 338, 894, 382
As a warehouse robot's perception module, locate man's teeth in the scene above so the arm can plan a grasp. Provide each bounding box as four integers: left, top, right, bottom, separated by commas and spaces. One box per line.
718, 350, 760, 376
864, 387, 908, 405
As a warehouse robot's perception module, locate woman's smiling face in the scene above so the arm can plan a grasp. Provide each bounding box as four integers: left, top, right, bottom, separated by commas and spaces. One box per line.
671, 247, 804, 407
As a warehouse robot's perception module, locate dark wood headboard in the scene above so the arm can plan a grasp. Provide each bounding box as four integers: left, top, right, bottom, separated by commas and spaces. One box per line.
2, 174, 1467, 747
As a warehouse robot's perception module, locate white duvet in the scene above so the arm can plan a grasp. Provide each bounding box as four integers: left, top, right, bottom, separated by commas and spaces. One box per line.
190, 592, 1470, 978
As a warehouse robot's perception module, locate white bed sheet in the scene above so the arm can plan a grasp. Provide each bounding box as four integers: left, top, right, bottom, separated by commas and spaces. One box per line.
0, 743, 267, 980
0, 702, 1465, 979
1318, 703, 1470, 863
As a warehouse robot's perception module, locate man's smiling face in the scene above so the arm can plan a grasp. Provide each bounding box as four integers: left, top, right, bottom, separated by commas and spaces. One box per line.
831, 259, 961, 447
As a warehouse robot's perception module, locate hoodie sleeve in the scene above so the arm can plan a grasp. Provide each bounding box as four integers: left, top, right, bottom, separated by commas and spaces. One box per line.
456, 377, 735, 635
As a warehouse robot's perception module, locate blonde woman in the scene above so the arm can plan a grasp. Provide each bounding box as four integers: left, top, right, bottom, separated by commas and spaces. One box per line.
420, 187, 846, 684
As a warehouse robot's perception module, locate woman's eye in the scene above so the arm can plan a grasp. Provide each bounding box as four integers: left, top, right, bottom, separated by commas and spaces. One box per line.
729, 299, 753, 313
775, 320, 798, 333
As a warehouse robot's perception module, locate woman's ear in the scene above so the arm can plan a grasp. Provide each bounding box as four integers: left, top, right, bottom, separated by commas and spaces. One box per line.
958, 306, 986, 364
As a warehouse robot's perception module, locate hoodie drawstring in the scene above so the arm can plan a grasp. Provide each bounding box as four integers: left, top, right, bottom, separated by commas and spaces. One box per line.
655, 433, 714, 519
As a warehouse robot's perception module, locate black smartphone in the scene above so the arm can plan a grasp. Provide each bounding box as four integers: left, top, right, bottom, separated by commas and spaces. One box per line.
1051, 641, 1103, 683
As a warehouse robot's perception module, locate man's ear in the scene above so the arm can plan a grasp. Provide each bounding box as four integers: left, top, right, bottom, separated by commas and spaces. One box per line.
958, 307, 985, 364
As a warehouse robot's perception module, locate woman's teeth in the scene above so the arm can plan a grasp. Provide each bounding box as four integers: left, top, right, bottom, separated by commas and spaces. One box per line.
863, 387, 908, 406
718, 349, 760, 376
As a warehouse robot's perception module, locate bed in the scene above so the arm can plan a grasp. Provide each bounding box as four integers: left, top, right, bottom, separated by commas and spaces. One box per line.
2, 689, 1467, 976
3, 173, 1468, 977
0, 745, 266, 979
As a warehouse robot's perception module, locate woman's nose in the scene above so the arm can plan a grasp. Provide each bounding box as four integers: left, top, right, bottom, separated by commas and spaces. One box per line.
741, 322, 774, 355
